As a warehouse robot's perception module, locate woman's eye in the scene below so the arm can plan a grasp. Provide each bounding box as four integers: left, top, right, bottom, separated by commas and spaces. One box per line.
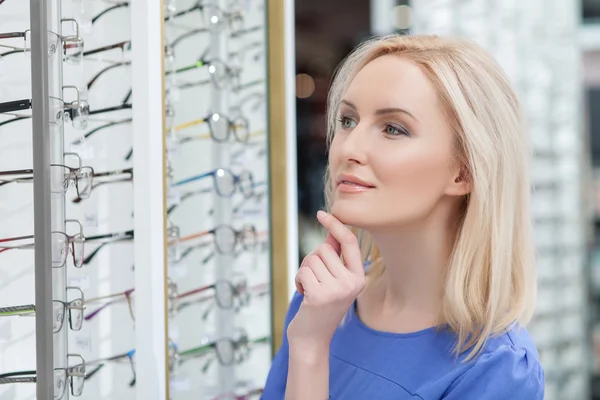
384, 124, 408, 137
338, 116, 357, 129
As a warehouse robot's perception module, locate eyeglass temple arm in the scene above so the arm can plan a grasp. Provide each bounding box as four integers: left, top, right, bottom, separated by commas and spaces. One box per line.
167, 188, 212, 215
93, 167, 133, 179
165, 1, 202, 21
88, 103, 132, 116
91, 2, 129, 24
87, 62, 131, 90
0, 304, 35, 316
0, 115, 31, 128
122, 88, 132, 104
82, 236, 133, 264
0, 168, 33, 177
83, 40, 131, 57
72, 177, 132, 203
172, 171, 213, 187
0, 99, 31, 113
0, 234, 35, 244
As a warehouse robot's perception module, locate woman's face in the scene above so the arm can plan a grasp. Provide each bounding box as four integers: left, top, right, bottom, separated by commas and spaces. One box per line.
328, 55, 466, 231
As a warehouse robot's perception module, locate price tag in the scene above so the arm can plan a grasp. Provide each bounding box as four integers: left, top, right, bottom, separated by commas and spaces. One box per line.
167, 187, 181, 208
166, 136, 180, 157
83, 212, 98, 228
170, 375, 191, 392
68, 275, 90, 290
169, 260, 188, 278
74, 333, 92, 352
77, 18, 92, 34
70, 139, 95, 160
168, 324, 180, 341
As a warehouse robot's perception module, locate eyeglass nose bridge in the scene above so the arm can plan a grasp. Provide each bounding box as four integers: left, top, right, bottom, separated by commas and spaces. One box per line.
60, 18, 80, 43
63, 152, 83, 169
65, 219, 84, 237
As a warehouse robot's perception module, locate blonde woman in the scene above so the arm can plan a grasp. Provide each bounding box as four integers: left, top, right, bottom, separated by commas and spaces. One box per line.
262, 34, 544, 399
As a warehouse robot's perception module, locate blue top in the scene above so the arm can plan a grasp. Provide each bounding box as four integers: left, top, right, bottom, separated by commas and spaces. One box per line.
262, 292, 544, 400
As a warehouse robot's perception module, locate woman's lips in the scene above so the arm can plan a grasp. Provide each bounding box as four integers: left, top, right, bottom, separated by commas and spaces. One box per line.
337, 180, 374, 193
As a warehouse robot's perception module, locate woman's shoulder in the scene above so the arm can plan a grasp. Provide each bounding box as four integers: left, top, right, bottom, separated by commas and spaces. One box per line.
440, 326, 544, 399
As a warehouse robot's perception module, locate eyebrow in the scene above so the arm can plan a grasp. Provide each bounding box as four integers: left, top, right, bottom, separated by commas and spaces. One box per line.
340, 100, 419, 122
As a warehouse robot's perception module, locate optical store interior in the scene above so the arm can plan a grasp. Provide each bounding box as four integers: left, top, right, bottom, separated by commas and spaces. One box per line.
0, 0, 599, 399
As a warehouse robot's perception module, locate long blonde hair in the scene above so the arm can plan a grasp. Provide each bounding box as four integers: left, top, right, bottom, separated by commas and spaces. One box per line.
324, 34, 536, 361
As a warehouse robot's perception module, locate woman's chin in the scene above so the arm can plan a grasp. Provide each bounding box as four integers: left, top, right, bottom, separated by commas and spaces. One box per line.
330, 202, 370, 228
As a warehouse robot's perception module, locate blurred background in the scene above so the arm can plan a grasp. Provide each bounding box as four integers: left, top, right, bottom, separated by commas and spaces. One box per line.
292, 1, 600, 399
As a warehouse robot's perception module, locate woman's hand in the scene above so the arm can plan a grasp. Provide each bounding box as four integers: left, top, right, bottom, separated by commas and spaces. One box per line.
287, 210, 366, 351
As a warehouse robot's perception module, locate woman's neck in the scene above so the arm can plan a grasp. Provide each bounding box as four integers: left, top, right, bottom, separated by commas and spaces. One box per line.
358, 216, 457, 333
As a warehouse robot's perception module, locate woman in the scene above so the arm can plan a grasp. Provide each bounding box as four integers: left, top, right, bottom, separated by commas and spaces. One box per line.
262, 34, 544, 399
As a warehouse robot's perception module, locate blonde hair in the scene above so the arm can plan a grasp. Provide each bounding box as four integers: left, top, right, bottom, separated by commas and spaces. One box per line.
324, 34, 536, 361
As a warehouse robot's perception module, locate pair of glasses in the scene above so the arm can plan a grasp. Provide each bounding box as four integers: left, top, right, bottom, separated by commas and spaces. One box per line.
85, 280, 181, 322
172, 331, 269, 373
82, 229, 134, 265
164, 1, 244, 32
172, 277, 249, 315
174, 224, 257, 259
72, 167, 133, 203
84, 288, 135, 322
171, 112, 250, 143
0, 87, 89, 129
168, 53, 241, 90
0, 153, 94, 198
0, 288, 83, 334
0, 19, 83, 62
172, 168, 254, 198
85, 349, 136, 387
0, 220, 85, 267
0, 354, 86, 399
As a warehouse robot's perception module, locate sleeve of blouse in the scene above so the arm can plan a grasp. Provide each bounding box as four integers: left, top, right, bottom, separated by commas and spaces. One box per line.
441, 344, 544, 400
261, 291, 304, 400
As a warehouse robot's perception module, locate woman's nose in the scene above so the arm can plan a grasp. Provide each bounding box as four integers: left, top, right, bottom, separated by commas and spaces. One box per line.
338, 124, 369, 165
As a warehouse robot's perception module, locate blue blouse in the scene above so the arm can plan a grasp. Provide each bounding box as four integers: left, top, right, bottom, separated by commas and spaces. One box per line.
262, 292, 544, 400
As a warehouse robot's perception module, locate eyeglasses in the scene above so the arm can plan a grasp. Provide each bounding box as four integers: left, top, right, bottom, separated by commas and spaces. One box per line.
172, 168, 254, 198
0, 154, 94, 198
82, 229, 134, 265
164, 1, 244, 32
85, 349, 136, 387
0, 354, 86, 399
173, 113, 250, 143
0, 220, 85, 267
0, 87, 89, 129
172, 331, 269, 373
72, 167, 133, 203
168, 54, 241, 90
173, 278, 250, 315
176, 223, 257, 256
84, 288, 135, 322
0, 22, 83, 62
0, 287, 84, 333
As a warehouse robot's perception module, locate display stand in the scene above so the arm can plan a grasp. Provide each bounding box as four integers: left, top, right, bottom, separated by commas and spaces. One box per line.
0, 0, 295, 399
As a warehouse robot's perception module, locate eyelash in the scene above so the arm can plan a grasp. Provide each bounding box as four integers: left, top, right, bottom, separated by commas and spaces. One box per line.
336, 115, 410, 137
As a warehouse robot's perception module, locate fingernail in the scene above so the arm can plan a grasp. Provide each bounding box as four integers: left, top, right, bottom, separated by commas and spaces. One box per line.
316, 210, 327, 220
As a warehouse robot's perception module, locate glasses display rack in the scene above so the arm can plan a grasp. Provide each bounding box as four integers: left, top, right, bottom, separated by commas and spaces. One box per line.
411, 0, 588, 399
158, 0, 293, 398
0, 1, 295, 399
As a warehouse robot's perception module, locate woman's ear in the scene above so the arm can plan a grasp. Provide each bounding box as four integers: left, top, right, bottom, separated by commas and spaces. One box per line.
446, 165, 472, 196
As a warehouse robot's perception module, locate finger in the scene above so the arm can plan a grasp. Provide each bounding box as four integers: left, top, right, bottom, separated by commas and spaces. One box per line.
316, 211, 363, 275
305, 254, 334, 284
295, 275, 304, 295
324, 233, 341, 256
296, 266, 320, 295
315, 243, 347, 279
